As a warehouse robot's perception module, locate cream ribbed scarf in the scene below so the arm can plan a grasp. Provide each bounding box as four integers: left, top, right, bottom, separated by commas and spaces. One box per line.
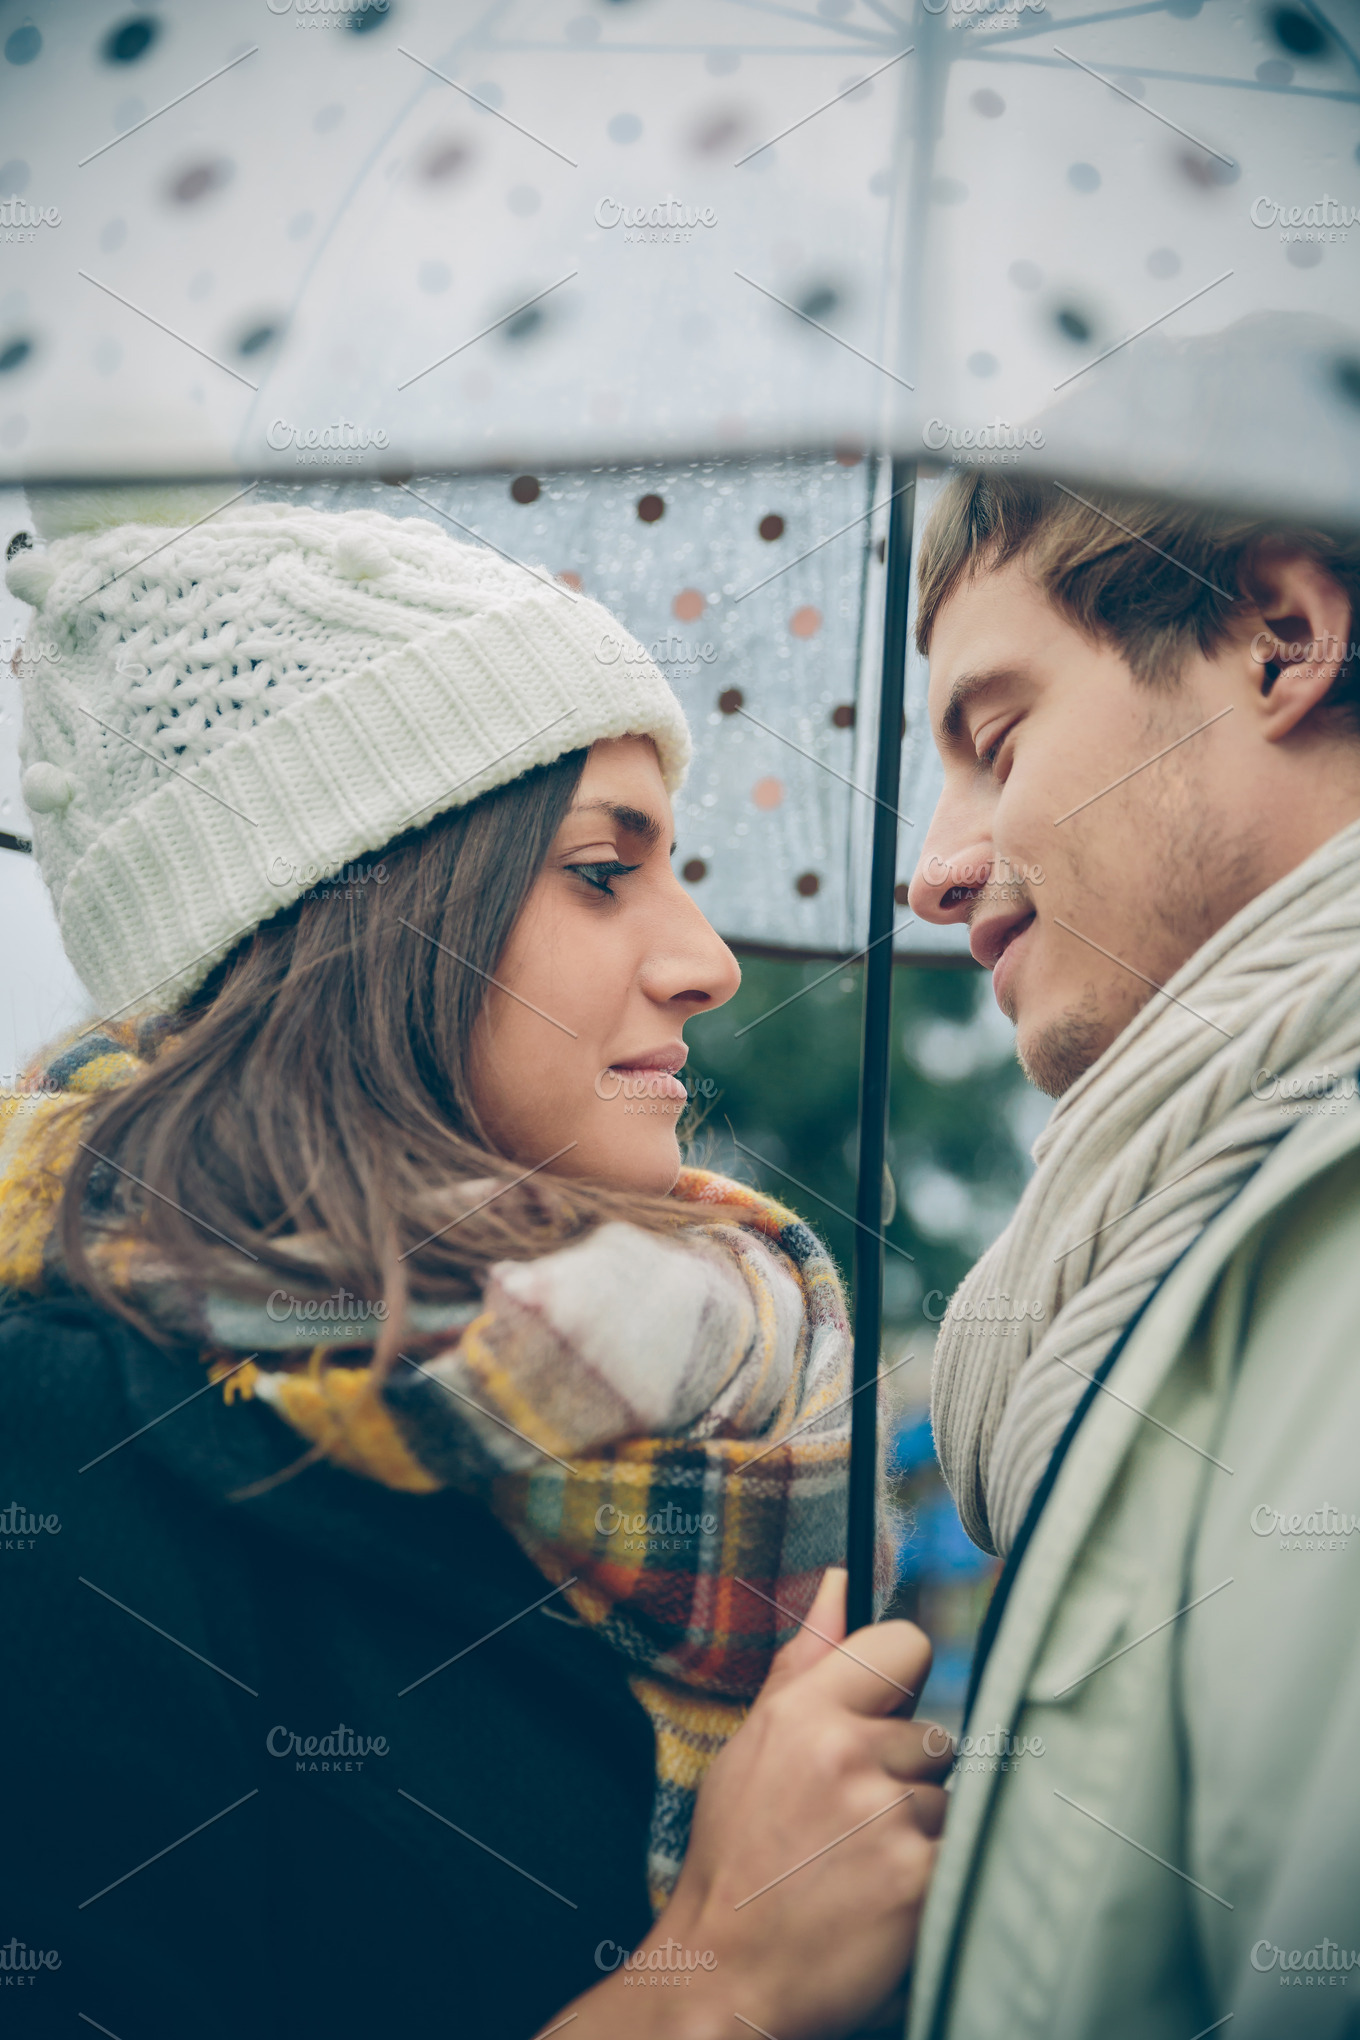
933, 817, 1360, 1558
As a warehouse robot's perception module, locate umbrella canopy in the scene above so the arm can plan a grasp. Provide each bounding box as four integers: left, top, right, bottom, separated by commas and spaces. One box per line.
3, 0, 1358, 1621
0, 0, 1356, 510
3, 0, 1358, 962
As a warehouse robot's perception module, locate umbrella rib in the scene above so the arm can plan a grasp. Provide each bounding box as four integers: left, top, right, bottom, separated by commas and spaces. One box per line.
970, 46, 1358, 103
1053, 45, 1234, 164
735, 44, 914, 164
968, 3, 1163, 52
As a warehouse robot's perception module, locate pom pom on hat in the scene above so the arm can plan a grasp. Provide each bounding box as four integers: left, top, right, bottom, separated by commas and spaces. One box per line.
333, 528, 392, 580
21, 763, 77, 814
6, 551, 56, 609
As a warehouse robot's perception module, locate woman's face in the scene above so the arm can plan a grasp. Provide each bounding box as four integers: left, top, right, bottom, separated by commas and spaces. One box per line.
471, 736, 742, 1194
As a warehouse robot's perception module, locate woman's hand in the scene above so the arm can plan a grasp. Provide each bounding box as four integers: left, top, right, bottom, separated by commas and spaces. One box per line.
547, 1568, 951, 2040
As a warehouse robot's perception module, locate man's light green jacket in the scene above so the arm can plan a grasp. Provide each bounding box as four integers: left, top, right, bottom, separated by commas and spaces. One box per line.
908, 1094, 1360, 2040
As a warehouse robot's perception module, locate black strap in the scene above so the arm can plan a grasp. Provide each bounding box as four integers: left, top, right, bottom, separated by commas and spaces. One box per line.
958, 1224, 1204, 1735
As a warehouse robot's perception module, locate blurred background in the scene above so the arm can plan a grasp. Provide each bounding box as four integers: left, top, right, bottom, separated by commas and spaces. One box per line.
685, 948, 1051, 1725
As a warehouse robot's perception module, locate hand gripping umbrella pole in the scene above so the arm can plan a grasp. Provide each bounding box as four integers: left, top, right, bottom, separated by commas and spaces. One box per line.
846, 456, 916, 1635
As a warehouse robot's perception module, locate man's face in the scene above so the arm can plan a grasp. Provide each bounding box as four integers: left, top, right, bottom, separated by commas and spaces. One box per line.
908, 555, 1262, 1097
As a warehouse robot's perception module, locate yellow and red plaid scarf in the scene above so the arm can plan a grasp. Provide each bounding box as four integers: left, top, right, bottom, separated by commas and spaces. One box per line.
0, 1025, 853, 1909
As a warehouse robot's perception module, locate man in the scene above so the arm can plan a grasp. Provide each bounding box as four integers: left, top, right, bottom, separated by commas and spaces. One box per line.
904, 470, 1360, 2039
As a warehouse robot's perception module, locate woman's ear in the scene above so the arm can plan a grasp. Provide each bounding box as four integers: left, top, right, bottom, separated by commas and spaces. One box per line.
1243, 547, 1355, 741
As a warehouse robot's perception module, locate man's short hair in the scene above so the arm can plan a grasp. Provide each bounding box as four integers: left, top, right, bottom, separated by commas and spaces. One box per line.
914, 469, 1360, 728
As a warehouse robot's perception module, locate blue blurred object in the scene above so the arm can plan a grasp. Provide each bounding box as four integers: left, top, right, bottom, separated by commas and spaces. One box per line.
889, 1410, 935, 1478
885, 1403, 997, 1724
902, 1490, 993, 1581
890, 1405, 992, 1578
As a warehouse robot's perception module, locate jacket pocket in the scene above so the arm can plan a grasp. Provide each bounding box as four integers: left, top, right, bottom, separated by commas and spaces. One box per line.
1022, 1560, 1146, 1706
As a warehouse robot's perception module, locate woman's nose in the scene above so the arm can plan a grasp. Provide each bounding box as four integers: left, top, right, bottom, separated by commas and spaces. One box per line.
907, 841, 996, 925
649, 878, 743, 1011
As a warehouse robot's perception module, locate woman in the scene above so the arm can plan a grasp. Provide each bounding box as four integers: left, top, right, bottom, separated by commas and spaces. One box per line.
0, 490, 947, 2038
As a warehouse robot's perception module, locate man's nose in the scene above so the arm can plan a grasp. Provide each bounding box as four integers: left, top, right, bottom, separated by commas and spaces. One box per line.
907, 840, 995, 925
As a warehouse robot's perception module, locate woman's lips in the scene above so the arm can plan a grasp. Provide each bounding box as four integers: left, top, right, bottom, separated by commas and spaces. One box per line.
605, 1044, 689, 1103
608, 1065, 688, 1101
611, 1068, 685, 1101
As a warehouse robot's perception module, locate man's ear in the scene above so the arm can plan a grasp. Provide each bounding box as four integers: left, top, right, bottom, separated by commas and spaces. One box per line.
1242, 547, 1355, 742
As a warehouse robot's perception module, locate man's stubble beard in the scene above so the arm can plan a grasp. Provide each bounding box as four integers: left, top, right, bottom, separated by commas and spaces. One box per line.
1005, 774, 1261, 1100
1012, 977, 1108, 1098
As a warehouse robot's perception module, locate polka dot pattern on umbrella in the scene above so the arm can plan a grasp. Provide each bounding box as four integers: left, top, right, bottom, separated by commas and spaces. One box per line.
104, 16, 159, 64
420, 138, 472, 183
168, 160, 233, 206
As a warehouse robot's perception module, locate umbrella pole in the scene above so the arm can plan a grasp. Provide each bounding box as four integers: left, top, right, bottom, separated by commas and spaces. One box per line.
846, 456, 917, 1633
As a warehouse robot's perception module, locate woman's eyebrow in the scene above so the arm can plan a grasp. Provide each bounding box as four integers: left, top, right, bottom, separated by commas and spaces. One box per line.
567, 799, 665, 852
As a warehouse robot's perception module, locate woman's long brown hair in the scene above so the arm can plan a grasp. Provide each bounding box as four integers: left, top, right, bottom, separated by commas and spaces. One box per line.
58, 750, 720, 1353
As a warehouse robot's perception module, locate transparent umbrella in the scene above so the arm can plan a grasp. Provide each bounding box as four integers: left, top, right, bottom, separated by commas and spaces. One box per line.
2, 0, 1357, 1616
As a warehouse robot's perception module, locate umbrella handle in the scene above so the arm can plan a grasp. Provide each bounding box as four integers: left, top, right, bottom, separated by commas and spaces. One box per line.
846, 457, 917, 1634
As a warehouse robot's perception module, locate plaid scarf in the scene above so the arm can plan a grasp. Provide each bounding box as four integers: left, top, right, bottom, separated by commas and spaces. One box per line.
0, 1026, 852, 1910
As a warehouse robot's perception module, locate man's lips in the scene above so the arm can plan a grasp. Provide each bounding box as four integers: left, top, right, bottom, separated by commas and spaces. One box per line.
969, 909, 1036, 973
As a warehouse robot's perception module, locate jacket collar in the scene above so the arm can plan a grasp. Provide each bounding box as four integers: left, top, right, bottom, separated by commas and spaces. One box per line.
908, 1093, 1360, 2040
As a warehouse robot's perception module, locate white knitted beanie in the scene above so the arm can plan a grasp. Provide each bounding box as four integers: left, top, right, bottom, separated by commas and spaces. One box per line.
6, 489, 692, 1017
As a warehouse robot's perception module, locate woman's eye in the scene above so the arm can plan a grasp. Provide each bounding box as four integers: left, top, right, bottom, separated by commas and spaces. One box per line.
566, 859, 640, 898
